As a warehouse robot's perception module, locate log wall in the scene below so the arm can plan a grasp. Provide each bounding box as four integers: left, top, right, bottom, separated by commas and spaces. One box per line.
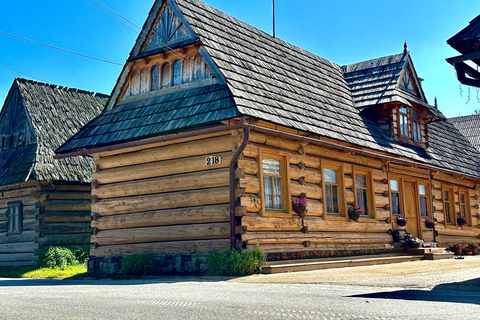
90, 131, 242, 257
0, 180, 91, 267
237, 131, 480, 253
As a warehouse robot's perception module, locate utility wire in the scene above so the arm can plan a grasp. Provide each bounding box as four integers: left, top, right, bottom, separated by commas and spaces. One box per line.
84, 0, 207, 73
0, 64, 48, 82
83, 0, 139, 34
0, 31, 123, 66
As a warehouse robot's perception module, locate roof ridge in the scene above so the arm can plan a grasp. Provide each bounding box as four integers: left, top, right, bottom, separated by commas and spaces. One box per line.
341, 52, 406, 72
15, 77, 108, 97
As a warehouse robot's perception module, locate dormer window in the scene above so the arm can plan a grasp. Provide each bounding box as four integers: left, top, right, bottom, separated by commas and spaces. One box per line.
395, 106, 425, 146
412, 109, 422, 141
399, 107, 409, 137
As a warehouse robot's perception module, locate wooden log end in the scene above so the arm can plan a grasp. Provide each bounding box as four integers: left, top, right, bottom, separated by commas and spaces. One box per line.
382, 179, 388, 184
303, 241, 311, 247
383, 204, 391, 211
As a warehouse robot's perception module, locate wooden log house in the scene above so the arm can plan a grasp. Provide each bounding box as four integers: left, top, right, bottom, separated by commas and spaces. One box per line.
0, 78, 108, 267
56, 0, 480, 274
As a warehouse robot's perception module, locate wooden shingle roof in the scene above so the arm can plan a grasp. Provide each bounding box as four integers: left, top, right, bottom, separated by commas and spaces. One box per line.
448, 14, 480, 55
0, 78, 108, 185
449, 114, 480, 151
56, 0, 480, 178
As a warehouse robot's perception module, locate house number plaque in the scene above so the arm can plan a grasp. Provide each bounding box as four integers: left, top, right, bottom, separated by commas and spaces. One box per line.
206, 156, 222, 166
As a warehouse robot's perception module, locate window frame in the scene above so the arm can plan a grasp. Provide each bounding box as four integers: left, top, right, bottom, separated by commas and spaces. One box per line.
458, 188, 471, 227
321, 161, 345, 220
389, 178, 403, 217
258, 149, 291, 217
418, 183, 430, 219
172, 59, 182, 86
442, 186, 455, 226
353, 167, 375, 219
412, 108, 422, 142
7, 201, 23, 235
398, 107, 410, 138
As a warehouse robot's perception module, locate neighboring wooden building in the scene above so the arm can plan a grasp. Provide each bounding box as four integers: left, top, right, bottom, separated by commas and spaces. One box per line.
449, 114, 480, 152
0, 78, 108, 267
56, 0, 480, 274
447, 14, 480, 87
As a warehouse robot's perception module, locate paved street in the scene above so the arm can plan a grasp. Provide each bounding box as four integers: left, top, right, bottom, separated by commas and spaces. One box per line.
0, 257, 479, 320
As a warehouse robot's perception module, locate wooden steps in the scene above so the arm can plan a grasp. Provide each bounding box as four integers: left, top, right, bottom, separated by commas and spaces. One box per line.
262, 254, 424, 274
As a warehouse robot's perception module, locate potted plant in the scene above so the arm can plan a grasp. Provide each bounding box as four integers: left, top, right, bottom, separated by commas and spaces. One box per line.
457, 215, 467, 226
467, 243, 478, 255
425, 218, 437, 229
405, 236, 423, 248
292, 198, 307, 218
464, 248, 473, 255
396, 215, 407, 227
452, 244, 463, 255
348, 206, 365, 221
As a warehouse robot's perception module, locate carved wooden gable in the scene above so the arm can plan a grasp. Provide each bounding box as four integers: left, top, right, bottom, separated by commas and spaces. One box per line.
141, 3, 190, 53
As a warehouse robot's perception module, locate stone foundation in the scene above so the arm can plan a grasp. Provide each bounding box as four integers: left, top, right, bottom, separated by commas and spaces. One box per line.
88, 253, 209, 275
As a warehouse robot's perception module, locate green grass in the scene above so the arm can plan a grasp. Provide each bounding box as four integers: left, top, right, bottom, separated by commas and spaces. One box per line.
0, 264, 87, 279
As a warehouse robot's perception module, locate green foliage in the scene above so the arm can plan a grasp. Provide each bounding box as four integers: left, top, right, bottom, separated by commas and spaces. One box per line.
206, 246, 265, 276
121, 251, 159, 275
23, 265, 87, 279
40, 247, 87, 268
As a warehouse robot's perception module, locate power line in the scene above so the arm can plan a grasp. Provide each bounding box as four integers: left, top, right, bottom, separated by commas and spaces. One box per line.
0, 31, 123, 66
83, 0, 139, 34
0, 64, 48, 83
84, 0, 207, 73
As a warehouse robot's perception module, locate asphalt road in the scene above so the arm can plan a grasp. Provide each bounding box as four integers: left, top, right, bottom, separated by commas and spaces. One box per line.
0, 275, 479, 320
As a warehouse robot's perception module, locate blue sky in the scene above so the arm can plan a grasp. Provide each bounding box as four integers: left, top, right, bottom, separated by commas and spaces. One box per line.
0, 0, 478, 117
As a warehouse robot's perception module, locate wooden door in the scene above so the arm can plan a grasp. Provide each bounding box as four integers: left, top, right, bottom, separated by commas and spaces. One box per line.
404, 181, 419, 237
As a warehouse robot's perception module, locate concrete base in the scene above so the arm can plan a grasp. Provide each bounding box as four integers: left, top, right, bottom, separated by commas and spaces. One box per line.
424, 252, 454, 260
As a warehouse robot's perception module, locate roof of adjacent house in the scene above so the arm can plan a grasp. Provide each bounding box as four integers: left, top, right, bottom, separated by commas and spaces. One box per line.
448, 14, 480, 55
0, 78, 108, 186
56, 0, 480, 179
448, 114, 480, 151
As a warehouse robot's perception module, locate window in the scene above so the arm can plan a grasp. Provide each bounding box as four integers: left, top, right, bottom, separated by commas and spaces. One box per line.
172, 60, 182, 86
151, 66, 160, 90
443, 189, 453, 225
390, 180, 402, 216
324, 168, 340, 214
262, 157, 285, 211
355, 173, 370, 215
419, 185, 428, 217
460, 191, 470, 225
399, 107, 409, 137
412, 109, 422, 142
7, 202, 23, 234
161, 63, 172, 89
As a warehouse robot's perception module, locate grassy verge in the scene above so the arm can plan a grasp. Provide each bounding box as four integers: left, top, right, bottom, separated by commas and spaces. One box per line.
0, 264, 87, 279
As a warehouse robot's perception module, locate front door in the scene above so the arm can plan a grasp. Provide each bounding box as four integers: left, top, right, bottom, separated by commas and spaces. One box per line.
404, 181, 419, 237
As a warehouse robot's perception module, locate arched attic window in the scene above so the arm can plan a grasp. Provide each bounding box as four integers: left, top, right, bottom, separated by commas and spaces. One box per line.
151, 65, 160, 91
172, 60, 182, 86
161, 63, 172, 89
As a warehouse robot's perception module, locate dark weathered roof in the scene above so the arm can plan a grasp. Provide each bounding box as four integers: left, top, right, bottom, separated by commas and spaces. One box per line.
0, 145, 36, 186
0, 78, 108, 185
342, 52, 445, 119
449, 114, 480, 151
428, 120, 480, 177
448, 14, 480, 55
56, 0, 480, 178
58, 83, 238, 152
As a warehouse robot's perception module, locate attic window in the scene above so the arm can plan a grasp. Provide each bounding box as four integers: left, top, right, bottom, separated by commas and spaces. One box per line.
151, 66, 160, 90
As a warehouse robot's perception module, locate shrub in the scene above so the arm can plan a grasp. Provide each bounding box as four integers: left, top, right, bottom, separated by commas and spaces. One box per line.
206, 246, 265, 276
71, 247, 89, 264
120, 251, 158, 275
41, 247, 78, 268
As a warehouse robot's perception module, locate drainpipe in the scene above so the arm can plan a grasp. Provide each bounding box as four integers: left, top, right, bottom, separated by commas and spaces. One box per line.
229, 118, 250, 250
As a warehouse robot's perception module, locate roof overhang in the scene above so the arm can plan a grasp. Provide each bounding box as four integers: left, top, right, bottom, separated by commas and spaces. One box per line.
446, 51, 480, 87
